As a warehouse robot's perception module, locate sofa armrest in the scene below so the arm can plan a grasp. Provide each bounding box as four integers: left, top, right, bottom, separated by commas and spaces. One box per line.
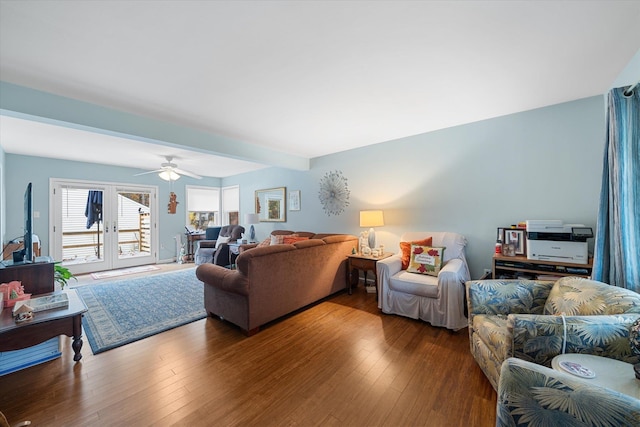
438, 258, 470, 283
466, 279, 555, 316
376, 255, 401, 310
508, 313, 640, 367
239, 243, 258, 253
497, 357, 640, 427
196, 263, 249, 296
377, 254, 402, 276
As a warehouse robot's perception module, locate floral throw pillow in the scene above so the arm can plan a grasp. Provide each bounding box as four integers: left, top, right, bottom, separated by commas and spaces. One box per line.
407, 246, 445, 276
256, 238, 271, 248
400, 237, 433, 270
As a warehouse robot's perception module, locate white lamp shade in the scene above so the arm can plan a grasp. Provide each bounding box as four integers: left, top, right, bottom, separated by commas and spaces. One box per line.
359, 210, 384, 227
245, 213, 260, 224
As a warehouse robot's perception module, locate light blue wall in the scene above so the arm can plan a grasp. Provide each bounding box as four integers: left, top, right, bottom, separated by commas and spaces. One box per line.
0, 145, 5, 244
1, 95, 607, 278
611, 47, 640, 89
226, 96, 606, 279
3, 154, 221, 261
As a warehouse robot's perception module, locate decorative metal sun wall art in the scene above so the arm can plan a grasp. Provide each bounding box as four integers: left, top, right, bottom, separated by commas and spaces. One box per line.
318, 170, 350, 216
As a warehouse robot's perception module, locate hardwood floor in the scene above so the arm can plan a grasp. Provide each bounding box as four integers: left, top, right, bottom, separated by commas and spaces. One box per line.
0, 287, 496, 426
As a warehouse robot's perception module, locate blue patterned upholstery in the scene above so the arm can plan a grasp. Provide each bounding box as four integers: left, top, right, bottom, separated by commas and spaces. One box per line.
497, 357, 640, 427
467, 277, 640, 391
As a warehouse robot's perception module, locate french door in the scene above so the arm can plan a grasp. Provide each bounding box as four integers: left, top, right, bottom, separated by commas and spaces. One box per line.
50, 179, 158, 275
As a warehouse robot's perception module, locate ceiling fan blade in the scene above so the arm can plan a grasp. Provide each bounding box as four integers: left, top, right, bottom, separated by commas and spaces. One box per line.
134, 168, 164, 176
174, 168, 202, 179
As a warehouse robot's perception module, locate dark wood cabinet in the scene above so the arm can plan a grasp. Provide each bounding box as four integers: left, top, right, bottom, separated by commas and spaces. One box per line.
0, 261, 54, 295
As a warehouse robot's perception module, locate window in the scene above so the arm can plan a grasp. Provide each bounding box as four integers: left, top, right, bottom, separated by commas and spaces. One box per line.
186, 186, 220, 231
221, 185, 239, 225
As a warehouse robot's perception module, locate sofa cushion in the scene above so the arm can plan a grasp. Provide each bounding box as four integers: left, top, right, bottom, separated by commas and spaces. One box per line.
472, 314, 511, 364
407, 245, 445, 276
389, 270, 438, 298
399, 237, 432, 270
257, 238, 270, 248
543, 276, 640, 315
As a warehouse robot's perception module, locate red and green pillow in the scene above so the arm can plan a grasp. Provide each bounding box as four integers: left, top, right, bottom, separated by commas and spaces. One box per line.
400, 237, 433, 270
407, 245, 445, 276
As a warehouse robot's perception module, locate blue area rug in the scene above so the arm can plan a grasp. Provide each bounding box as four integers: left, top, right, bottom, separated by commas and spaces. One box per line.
76, 268, 206, 354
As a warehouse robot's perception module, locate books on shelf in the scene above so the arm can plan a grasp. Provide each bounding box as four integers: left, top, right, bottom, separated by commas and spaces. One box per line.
12, 293, 69, 315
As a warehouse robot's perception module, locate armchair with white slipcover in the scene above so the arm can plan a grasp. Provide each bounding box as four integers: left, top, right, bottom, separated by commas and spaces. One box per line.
376, 232, 470, 330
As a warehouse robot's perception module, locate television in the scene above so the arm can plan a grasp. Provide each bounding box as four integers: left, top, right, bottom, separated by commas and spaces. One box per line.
12, 182, 33, 264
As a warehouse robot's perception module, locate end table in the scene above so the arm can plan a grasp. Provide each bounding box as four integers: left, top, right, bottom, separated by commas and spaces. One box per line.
551, 353, 639, 399
347, 252, 393, 297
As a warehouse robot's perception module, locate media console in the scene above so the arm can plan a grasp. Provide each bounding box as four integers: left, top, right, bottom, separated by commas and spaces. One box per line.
492, 254, 593, 280
0, 259, 54, 295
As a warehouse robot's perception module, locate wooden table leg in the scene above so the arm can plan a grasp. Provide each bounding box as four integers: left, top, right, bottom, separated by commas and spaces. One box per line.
72, 314, 83, 361
349, 268, 360, 294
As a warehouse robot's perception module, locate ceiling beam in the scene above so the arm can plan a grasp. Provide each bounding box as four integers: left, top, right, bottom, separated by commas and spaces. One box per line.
0, 81, 309, 171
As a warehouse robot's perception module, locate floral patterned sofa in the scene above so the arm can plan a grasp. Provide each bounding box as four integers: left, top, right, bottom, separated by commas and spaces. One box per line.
466, 276, 640, 390
497, 357, 640, 426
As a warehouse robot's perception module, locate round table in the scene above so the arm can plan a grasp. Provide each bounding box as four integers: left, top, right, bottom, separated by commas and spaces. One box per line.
551, 353, 639, 399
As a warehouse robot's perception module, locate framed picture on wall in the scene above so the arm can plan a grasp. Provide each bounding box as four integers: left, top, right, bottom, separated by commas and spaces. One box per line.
504, 229, 526, 255
289, 190, 300, 211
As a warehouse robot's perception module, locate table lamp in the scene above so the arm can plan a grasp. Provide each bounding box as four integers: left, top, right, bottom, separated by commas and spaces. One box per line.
245, 213, 260, 242
359, 210, 384, 249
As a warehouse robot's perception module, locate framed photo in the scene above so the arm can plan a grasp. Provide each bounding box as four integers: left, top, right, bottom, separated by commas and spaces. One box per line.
289, 190, 301, 211
504, 229, 525, 255
255, 187, 286, 222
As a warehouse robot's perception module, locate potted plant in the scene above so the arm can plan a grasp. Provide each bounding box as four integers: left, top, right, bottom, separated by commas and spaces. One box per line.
54, 263, 76, 290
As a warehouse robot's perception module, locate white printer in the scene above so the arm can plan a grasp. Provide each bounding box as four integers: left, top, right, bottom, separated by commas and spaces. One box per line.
525, 220, 593, 264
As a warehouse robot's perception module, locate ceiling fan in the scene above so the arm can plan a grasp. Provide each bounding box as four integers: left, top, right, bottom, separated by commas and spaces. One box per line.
134, 156, 202, 181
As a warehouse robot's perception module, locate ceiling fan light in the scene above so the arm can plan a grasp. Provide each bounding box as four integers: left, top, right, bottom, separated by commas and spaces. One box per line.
159, 170, 180, 181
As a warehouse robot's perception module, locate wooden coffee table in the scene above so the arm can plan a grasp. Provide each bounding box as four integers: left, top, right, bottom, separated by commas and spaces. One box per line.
0, 289, 88, 362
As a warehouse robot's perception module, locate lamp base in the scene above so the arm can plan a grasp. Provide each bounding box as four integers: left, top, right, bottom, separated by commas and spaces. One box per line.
250, 225, 255, 241
368, 228, 376, 249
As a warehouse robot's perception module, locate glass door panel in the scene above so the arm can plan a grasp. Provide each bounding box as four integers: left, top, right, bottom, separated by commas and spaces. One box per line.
113, 189, 154, 268
51, 180, 157, 275
53, 184, 111, 275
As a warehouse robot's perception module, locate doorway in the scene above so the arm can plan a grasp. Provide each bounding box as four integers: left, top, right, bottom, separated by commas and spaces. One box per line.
50, 179, 158, 275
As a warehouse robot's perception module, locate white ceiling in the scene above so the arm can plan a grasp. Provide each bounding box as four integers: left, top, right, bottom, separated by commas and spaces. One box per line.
1, 1, 639, 178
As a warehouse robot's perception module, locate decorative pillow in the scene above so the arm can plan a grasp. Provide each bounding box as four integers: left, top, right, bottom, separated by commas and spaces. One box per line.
271, 233, 298, 245
283, 236, 309, 244
407, 246, 445, 276
256, 238, 270, 248
400, 237, 433, 270
215, 235, 230, 249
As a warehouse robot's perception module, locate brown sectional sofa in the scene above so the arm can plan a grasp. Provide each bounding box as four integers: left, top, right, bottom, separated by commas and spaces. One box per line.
195, 231, 358, 335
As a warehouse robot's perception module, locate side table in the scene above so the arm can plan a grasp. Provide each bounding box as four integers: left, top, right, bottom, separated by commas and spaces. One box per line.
347, 252, 393, 297
228, 243, 241, 269
185, 232, 206, 262
551, 353, 639, 399
0, 289, 88, 362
